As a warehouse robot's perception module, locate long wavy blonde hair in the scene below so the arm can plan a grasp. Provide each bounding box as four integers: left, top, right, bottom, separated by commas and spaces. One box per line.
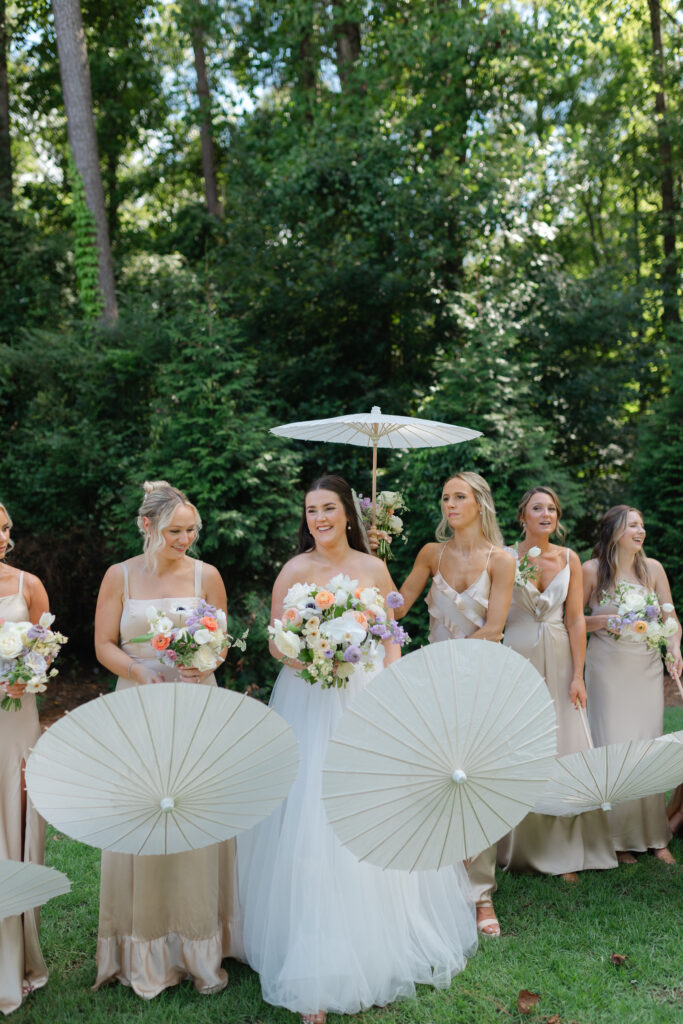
435, 472, 504, 547
0, 501, 15, 556
592, 504, 650, 597
136, 481, 201, 571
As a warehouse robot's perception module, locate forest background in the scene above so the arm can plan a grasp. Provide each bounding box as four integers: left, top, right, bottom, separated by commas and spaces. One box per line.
0, 0, 680, 694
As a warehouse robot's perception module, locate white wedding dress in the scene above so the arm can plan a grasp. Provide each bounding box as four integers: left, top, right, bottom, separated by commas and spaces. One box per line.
237, 655, 477, 1015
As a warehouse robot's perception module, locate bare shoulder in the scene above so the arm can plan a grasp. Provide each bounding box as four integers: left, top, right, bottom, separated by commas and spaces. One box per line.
416, 542, 442, 572
566, 548, 582, 570
582, 558, 598, 578
99, 561, 128, 594
22, 569, 47, 594
274, 552, 315, 587
645, 557, 667, 583
199, 561, 223, 585
490, 546, 515, 570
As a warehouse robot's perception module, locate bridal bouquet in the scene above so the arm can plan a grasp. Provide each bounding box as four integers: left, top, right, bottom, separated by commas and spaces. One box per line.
0, 613, 68, 711
602, 582, 677, 655
357, 490, 407, 561
268, 574, 408, 688
513, 546, 541, 587
132, 600, 247, 673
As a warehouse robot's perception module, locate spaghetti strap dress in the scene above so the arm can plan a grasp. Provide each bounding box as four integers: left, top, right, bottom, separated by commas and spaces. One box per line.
498, 551, 617, 874
426, 545, 498, 905
585, 585, 671, 852
0, 573, 48, 1015
94, 559, 241, 999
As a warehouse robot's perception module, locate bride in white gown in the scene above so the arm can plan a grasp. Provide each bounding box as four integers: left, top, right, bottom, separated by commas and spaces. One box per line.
237, 475, 477, 1023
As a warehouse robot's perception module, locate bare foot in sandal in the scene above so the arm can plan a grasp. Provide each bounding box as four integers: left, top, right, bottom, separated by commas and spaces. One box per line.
476, 902, 500, 937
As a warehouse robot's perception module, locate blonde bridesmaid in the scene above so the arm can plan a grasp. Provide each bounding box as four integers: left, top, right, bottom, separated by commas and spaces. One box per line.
397, 472, 515, 937
93, 481, 240, 998
497, 487, 617, 879
583, 505, 682, 864
0, 501, 50, 1015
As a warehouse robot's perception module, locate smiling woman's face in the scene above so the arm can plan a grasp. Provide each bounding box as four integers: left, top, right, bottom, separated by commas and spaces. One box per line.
305, 489, 348, 546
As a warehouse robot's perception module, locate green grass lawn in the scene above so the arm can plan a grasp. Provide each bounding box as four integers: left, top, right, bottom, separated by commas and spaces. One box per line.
12, 708, 683, 1024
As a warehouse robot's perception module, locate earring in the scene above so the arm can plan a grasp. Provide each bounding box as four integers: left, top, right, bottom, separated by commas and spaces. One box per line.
346, 522, 351, 531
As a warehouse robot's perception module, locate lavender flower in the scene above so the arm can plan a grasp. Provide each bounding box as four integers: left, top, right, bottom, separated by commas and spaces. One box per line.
385, 591, 404, 609
370, 624, 391, 639
645, 604, 659, 621
344, 645, 362, 664
388, 622, 409, 646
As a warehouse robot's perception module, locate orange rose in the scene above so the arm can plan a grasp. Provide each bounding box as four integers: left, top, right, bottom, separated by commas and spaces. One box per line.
353, 611, 368, 630
200, 616, 217, 631
354, 587, 364, 599
634, 620, 648, 634
152, 634, 171, 650
315, 590, 335, 609
283, 608, 303, 627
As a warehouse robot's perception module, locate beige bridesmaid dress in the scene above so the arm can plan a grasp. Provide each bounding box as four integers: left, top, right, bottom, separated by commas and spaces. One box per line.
94, 560, 241, 999
585, 585, 671, 852
498, 552, 617, 874
0, 573, 48, 1016
426, 544, 498, 905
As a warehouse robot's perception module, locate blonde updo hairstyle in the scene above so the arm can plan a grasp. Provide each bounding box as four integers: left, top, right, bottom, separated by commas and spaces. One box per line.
518, 486, 567, 542
435, 471, 505, 547
0, 501, 15, 556
136, 481, 201, 571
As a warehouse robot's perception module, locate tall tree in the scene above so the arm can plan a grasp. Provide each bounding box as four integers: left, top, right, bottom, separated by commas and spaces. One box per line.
51, 0, 117, 323
0, 0, 11, 203
191, 21, 221, 217
332, 0, 361, 89
647, 0, 679, 328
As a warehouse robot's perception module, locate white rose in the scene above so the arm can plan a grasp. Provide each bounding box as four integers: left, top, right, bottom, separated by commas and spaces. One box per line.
283, 582, 314, 609
528, 546, 541, 558
193, 627, 212, 645
0, 629, 23, 659
271, 623, 302, 660
335, 662, 354, 679
378, 491, 399, 506
621, 589, 646, 613
39, 612, 56, 628
661, 602, 675, 614
358, 587, 380, 608
661, 618, 678, 638
323, 613, 367, 646
192, 645, 219, 672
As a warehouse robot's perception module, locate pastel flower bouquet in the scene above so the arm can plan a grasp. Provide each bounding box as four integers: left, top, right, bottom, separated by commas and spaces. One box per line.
357, 490, 407, 561
0, 613, 68, 711
601, 582, 677, 656
131, 600, 247, 674
268, 573, 409, 688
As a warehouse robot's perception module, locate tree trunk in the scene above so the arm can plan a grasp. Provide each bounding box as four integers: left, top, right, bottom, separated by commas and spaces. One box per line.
0, 0, 12, 204
51, 0, 118, 324
192, 24, 221, 218
647, 0, 679, 327
331, 1, 361, 89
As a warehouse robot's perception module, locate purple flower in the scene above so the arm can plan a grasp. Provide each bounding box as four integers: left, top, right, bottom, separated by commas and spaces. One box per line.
389, 622, 409, 646
645, 605, 659, 621
323, 649, 335, 659
360, 497, 372, 511
343, 645, 362, 664
26, 625, 48, 640
385, 591, 404, 609
370, 624, 391, 639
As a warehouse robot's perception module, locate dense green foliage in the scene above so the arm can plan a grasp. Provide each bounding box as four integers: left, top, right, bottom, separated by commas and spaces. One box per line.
0, 0, 680, 684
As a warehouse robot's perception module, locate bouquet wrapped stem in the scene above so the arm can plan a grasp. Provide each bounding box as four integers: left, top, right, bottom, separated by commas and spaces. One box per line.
0, 614, 67, 711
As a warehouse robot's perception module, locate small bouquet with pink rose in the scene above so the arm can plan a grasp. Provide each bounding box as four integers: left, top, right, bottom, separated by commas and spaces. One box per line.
601, 581, 677, 656
268, 573, 408, 688
357, 490, 407, 561
131, 600, 247, 674
0, 613, 68, 711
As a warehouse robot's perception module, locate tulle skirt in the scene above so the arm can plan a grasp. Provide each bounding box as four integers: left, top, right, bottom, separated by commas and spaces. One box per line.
237, 663, 477, 1015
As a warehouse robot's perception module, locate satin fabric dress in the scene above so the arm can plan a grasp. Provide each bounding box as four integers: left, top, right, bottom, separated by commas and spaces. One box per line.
497, 553, 617, 874
585, 585, 671, 852
0, 574, 48, 1015
236, 650, 477, 1015
426, 545, 498, 905
94, 560, 241, 999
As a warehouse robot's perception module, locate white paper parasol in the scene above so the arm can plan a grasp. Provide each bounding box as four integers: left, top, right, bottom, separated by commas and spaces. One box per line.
271, 406, 482, 526
533, 730, 683, 816
0, 861, 71, 921
322, 639, 557, 870
25, 683, 299, 856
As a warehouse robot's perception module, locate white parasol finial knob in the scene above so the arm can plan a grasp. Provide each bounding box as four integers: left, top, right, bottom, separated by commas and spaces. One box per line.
160, 797, 175, 813
601, 801, 612, 812
370, 405, 381, 415
451, 769, 467, 784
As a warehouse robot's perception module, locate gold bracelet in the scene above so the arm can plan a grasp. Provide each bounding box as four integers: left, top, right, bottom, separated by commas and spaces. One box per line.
127, 659, 135, 678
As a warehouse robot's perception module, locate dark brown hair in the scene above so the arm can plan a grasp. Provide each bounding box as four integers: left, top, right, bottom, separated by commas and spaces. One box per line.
298, 475, 368, 554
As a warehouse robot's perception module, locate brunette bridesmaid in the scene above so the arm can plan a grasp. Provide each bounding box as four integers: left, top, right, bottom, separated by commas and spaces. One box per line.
497, 487, 617, 879
583, 505, 681, 864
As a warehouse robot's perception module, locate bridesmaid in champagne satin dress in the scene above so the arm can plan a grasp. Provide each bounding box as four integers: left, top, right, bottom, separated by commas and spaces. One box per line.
583, 505, 682, 864
93, 481, 240, 999
0, 501, 50, 1015
497, 487, 616, 879
396, 472, 515, 937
